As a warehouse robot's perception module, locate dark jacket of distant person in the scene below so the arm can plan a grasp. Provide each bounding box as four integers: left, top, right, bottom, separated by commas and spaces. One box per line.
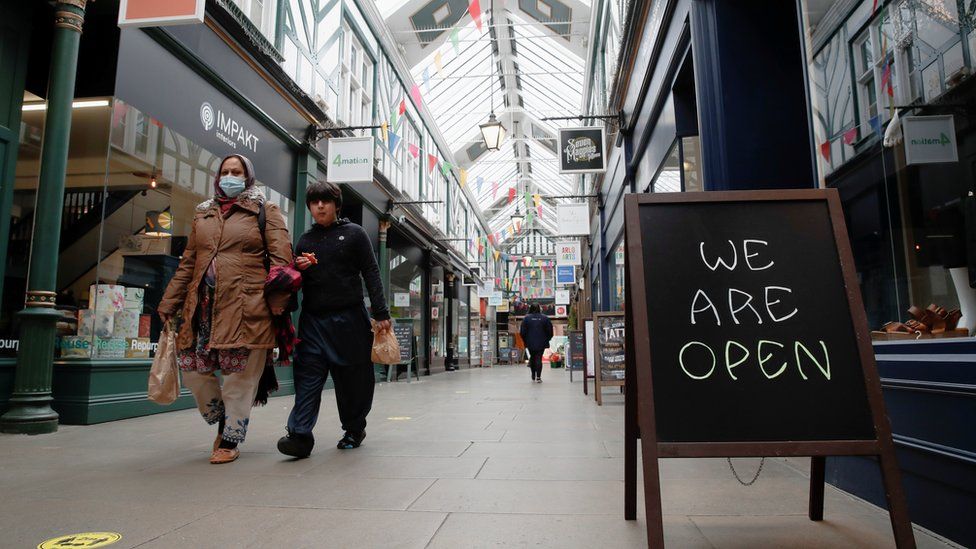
520, 310, 553, 352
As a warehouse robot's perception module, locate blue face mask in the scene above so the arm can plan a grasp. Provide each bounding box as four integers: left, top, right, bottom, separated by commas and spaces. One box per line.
218, 175, 246, 197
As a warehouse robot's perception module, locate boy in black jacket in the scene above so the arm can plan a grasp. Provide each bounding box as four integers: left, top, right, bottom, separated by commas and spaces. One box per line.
278, 181, 391, 458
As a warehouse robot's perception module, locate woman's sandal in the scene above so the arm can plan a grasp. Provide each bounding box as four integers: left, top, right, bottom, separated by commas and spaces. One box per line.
210, 448, 240, 464
337, 431, 365, 450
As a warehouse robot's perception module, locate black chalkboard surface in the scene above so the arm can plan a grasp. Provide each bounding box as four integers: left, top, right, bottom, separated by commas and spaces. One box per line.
639, 199, 874, 443
596, 314, 626, 382
568, 330, 585, 371
621, 190, 914, 548
393, 323, 413, 364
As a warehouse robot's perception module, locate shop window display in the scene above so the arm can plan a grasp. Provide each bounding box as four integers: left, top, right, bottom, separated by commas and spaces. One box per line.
457, 286, 469, 361
803, 1, 976, 340
3, 99, 294, 360
431, 268, 446, 359
389, 253, 424, 363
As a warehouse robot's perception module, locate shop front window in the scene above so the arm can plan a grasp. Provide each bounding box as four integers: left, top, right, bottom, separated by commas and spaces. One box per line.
389, 250, 424, 365
457, 286, 469, 361
2, 98, 295, 360
610, 240, 626, 311
803, 1, 976, 341
431, 268, 445, 358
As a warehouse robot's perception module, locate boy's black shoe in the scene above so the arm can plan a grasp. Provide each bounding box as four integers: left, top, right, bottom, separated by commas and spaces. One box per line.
337, 430, 366, 449
277, 430, 314, 458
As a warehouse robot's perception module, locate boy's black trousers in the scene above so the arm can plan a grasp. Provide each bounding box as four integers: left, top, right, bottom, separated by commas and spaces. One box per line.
287, 306, 375, 436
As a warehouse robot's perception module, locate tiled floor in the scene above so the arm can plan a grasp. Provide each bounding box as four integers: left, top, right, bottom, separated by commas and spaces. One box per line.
0, 365, 960, 548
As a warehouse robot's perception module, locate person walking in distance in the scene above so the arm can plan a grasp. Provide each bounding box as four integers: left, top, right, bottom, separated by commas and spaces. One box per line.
520, 304, 553, 383
277, 181, 391, 458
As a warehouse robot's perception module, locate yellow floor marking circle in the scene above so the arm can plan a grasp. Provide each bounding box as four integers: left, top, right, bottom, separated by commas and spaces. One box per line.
38, 532, 122, 549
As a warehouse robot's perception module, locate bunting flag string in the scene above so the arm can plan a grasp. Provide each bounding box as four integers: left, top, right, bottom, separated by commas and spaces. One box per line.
410, 84, 423, 107
388, 132, 402, 154
408, 143, 420, 159
434, 52, 445, 77
380, 122, 389, 143
427, 154, 439, 173
460, 168, 468, 188
422, 68, 431, 94
508, 187, 517, 204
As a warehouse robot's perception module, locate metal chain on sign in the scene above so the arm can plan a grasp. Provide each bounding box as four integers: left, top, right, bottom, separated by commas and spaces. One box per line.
726, 457, 765, 486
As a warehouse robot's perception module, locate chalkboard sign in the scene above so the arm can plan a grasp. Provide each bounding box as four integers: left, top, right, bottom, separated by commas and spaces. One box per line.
621, 190, 913, 548
567, 330, 585, 371
595, 314, 625, 381
638, 197, 873, 442
393, 322, 413, 364
592, 312, 625, 405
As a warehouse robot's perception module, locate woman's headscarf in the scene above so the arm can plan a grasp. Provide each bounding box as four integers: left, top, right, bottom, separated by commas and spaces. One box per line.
214, 154, 257, 213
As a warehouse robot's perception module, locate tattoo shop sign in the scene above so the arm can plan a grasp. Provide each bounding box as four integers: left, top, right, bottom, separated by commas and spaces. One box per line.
327, 136, 375, 183
558, 127, 606, 174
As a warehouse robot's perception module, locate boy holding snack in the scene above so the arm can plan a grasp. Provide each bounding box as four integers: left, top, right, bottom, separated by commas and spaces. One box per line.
277, 181, 391, 457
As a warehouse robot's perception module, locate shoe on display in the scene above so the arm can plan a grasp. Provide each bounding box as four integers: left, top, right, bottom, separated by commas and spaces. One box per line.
277, 431, 315, 458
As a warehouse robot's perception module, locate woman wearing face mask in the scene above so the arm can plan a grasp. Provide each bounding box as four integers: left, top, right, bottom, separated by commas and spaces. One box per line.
158, 154, 293, 464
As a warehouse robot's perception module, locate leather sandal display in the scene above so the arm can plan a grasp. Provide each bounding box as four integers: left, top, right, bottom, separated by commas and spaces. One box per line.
872, 303, 971, 340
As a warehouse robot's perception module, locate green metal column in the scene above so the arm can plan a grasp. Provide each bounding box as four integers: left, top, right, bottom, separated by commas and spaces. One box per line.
1, 0, 88, 434
293, 144, 319, 244
0, 0, 32, 318
378, 218, 391, 302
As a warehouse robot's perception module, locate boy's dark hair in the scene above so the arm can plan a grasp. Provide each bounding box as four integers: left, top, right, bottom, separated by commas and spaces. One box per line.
529, 304, 541, 314
305, 180, 342, 211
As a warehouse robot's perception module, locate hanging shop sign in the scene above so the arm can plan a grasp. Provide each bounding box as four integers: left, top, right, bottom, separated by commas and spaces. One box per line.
903, 115, 959, 165
555, 289, 571, 305
557, 203, 590, 236
554, 305, 568, 317
327, 137, 375, 183
393, 292, 411, 307
556, 241, 582, 266
115, 29, 294, 197
621, 190, 913, 547
478, 280, 495, 298
496, 299, 510, 313
488, 291, 504, 306
119, 0, 204, 27
558, 127, 607, 174
555, 265, 576, 286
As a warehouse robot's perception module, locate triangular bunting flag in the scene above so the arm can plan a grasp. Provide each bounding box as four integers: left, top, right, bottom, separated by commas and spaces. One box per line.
410, 84, 423, 107
492, 181, 499, 199
468, 0, 482, 32
508, 188, 516, 204
381, 122, 388, 142
440, 161, 452, 178
532, 193, 541, 207
843, 127, 858, 145
409, 143, 420, 158
476, 176, 484, 193
428, 154, 439, 173
434, 52, 445, 77
820, 141, 831, 162
422, 68, 431, 93
869, 115, 883, 137
389, 132, 401, 154
399, 99, 406, 116
460, 169, 468, 188
537, 205, 543, 217
450, 28, 460, 54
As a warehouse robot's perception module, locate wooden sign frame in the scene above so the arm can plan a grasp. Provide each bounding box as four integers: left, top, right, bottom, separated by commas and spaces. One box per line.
622, 190, 914, 548
593, 311, 625, 406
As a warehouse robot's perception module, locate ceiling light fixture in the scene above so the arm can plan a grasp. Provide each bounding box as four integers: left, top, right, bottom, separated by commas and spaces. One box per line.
479, 0, 506, 152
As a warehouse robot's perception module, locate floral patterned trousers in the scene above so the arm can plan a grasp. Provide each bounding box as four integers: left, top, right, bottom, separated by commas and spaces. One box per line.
182, 349, 268, 444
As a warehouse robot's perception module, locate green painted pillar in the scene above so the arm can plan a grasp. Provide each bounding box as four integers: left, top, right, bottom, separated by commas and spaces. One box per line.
378, 218, 391, 302
0, 0, 32, 318
1, 0, 88, 434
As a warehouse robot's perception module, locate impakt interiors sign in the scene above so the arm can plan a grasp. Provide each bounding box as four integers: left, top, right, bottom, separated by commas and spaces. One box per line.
200, 101, 260, 153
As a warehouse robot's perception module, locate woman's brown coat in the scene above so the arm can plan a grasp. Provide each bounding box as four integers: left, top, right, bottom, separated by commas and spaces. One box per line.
158, 185, 293, 351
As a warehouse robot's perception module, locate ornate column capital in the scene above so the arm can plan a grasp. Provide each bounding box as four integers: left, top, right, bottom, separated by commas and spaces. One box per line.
54, 0, 87, 33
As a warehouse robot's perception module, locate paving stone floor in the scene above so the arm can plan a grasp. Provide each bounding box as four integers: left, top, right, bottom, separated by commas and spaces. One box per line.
0, 365, 961, 548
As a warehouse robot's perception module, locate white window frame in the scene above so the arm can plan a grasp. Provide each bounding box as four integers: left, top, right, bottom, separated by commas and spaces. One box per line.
339, 23, 374, 127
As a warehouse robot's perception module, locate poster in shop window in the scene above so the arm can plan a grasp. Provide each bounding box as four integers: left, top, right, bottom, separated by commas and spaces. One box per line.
558, 127, 607, 174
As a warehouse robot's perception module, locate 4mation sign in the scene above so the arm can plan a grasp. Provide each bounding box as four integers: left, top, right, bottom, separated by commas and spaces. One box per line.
903, 115, 958, 165
327, 137, 375, 183
558, 127, 607, 174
